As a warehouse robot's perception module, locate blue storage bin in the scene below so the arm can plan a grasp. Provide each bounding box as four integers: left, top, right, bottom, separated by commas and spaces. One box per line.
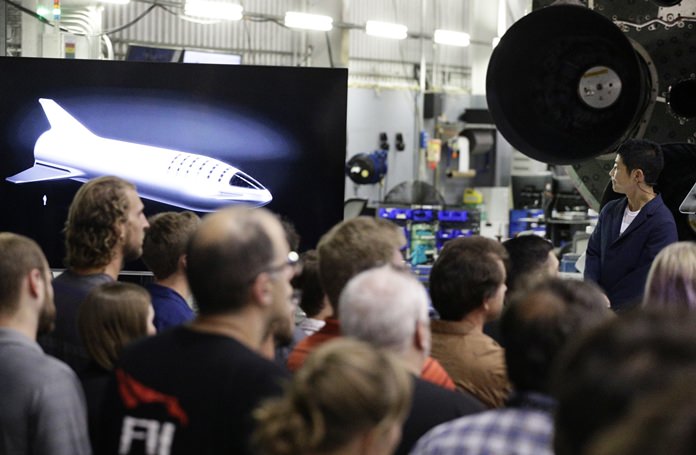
438, 210, 468, 222
378, 207, 412, 220
412, 209, 434, 222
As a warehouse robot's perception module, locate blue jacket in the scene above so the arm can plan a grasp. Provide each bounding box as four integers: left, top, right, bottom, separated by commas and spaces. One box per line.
585, 194, 677, 311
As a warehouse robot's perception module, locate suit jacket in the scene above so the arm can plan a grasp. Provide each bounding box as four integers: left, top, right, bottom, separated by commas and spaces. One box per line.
585, 194, 677, 311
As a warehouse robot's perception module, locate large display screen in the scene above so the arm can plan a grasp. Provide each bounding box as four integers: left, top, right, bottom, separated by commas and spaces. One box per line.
0, 57, 347, 269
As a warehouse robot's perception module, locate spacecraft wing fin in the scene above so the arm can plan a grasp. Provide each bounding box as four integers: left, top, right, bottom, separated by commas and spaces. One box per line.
6, 162, 85, 183
38, 98, 94, 135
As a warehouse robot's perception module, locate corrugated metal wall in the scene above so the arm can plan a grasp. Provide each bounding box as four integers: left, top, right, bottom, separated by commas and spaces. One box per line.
102, 0, 471, 90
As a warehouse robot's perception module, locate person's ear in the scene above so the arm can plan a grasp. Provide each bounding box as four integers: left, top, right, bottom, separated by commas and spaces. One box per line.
179, 254, 187, 272
414, 320, 430, 353
321, 294, 333, 317
633, 168, 645, 183
27, 268, 44, 300
117, 222, 126, 243
249, 273, 273, 308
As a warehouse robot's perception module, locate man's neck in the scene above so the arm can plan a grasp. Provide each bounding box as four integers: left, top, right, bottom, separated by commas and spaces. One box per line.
400, 348, 425, 376
460, 307, 488, 332
315, 302, 333, 321
155, 273, 190, 300
258, 335, 276, 360
71, 256, 122, 280
190, 311, 266, 352
626, 186, 656, 212
0, 315, 37, 341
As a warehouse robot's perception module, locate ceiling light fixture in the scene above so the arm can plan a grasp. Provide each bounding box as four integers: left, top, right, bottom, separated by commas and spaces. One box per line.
184, 1, 243, 21
434, 29, 470, 47
284, 11, 333, 31
365, 20, 408, 40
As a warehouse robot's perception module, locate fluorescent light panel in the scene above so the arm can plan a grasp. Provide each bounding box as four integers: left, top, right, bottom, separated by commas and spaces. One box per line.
184, 1, 243, 21
365, 20, 408, 40
36, 5, 50, 17
98, 0, 130, 4
284, 11, 333, 31
434, 29, 470, 47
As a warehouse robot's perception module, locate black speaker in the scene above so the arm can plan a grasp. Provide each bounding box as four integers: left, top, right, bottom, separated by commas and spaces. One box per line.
486, 4, 653, 164
424, 93, 443, 120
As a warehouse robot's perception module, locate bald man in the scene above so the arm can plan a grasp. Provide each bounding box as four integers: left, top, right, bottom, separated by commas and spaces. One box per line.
99, 207, 292, 455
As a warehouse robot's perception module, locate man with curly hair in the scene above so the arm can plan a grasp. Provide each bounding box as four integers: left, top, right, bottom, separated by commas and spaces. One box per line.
40, 176, 149, 373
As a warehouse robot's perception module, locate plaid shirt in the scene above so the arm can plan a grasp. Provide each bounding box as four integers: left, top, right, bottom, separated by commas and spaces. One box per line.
410, 392, 554, 455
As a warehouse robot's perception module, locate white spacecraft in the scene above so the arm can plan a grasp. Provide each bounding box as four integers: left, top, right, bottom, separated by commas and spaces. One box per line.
6, 98, 273, 211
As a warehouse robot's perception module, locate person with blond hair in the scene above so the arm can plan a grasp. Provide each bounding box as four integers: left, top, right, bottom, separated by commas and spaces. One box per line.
78, 282, 156, 447
253, 338, 413, 455
642, 241, 696, 310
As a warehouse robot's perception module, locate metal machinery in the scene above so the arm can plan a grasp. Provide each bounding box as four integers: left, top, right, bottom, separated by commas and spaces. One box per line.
487, 0, 696, 241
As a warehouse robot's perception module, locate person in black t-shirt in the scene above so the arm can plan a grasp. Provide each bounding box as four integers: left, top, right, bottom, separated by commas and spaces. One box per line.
97, 206, 294, 455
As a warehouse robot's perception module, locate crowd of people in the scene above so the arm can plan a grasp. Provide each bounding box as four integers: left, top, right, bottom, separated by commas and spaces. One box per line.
0, 138, 695, 455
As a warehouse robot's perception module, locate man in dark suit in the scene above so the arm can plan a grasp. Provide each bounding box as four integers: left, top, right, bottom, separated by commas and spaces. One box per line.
585, 139, 677, 311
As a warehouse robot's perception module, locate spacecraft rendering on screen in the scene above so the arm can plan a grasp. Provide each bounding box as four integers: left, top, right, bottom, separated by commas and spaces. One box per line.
6, 98, 273, 211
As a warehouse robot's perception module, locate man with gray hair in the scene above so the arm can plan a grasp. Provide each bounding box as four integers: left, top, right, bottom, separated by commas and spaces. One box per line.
339, 265, 484, 455
287, 216, 455, 390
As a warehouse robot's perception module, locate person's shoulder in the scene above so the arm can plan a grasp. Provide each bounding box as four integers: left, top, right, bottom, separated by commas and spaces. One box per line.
287, 327, 338, 370
218, 339, 291, 394
413, 376, 486, 413
152, 295, 193, 324
147, 283, 181, 300
118, 326, 181, 361
54, 270, 112, 285
3, 337, 74, 379
410, 409, 497, 454
29, 352, 82, 393
650, 194, 675, 215
476, 331, 505, 353
601, 197, 626, 214
53, 271, 113, 295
